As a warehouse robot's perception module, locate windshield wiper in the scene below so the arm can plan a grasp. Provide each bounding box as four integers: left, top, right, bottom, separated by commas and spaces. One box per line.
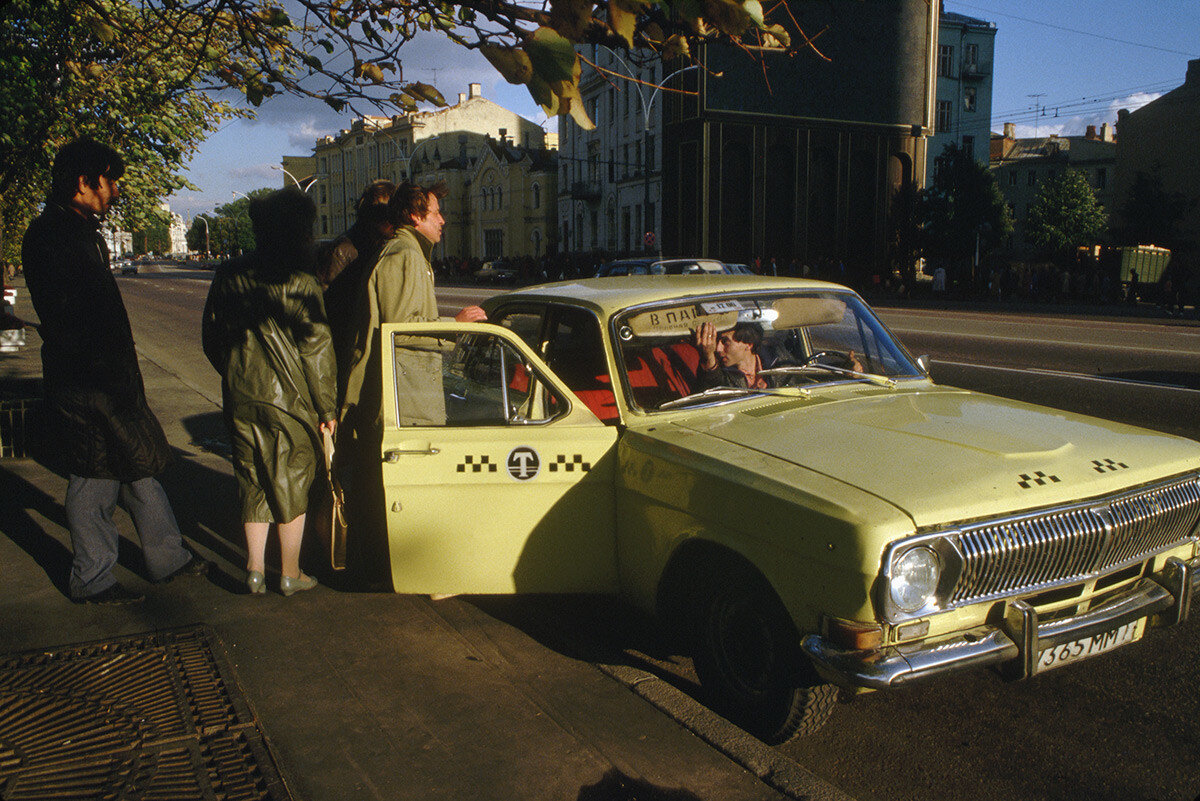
657, 385, 807, 410
759, 364, 897, 388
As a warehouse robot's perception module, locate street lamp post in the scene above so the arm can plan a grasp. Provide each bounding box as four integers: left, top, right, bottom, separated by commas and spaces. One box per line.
600, 50, 699, 258
196, 215, 209, 257
230, 191, 248, 255
272, 165, 317, 192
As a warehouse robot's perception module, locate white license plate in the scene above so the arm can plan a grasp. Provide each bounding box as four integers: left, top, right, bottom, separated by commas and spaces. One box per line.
1036, 618, 1147, 673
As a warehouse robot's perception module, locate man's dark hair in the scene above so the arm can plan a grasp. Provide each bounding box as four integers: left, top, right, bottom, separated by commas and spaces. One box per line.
355, 179, 396, 217
728, 322, 763, 352
249, 188, 317, 273
388, 180, 447, 227
49, 137, 125, 203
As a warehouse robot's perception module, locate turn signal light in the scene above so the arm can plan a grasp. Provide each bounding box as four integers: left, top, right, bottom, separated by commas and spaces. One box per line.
825, 617, 884, 651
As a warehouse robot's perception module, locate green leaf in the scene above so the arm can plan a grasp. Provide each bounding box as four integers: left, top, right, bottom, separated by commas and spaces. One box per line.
525, 26, 577, 83
763, 23, 792, 49
301, 53, 323, 71
608, 0, 638, 48
403, 82, 447, 106
480, 44, 534, 85
88, 18, 116, 43
390, 92, 419, 113
548, 0, 593, 41
323, 96, 345, 112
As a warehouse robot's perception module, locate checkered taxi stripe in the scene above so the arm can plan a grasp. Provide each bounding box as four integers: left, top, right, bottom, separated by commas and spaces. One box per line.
457, 455, 498, 473
1018, 471, 1060, 489
1092, 458, 1129, 473
549, 454, 591, 473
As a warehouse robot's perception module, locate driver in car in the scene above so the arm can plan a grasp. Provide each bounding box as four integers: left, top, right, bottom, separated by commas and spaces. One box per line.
693, 321, 769, 389
692, 320, 865, 390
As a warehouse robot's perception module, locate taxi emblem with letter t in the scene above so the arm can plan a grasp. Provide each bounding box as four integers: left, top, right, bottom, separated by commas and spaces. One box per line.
507, 447, 540, 480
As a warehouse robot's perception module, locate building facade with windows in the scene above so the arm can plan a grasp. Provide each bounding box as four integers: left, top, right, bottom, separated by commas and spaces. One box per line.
991, 122, 1117, 255
468, 138, 557, 261
1113, 59, 1200, 250
309, 84, 547, 241
556, 48, 664, 257
405, 132, 558, 263
928, 10, 997, 183
661, 0, 937, 281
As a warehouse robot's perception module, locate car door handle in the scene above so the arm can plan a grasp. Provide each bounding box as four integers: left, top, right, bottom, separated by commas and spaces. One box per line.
383, 444, 440, 462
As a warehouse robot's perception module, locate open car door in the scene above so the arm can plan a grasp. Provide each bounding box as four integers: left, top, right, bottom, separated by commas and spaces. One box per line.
379, 321, 619, 595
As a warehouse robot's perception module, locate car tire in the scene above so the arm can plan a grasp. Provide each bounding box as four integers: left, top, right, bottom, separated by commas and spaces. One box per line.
691, 565, 837, 743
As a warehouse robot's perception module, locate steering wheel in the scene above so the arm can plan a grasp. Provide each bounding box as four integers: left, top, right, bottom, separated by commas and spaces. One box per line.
803, 350, 851, 367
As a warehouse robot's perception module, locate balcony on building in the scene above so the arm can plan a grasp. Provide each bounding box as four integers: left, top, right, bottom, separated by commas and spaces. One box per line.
960, 58, 990, 80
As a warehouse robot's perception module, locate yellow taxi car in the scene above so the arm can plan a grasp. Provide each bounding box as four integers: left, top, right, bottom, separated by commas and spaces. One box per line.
374, 276, 1200, 742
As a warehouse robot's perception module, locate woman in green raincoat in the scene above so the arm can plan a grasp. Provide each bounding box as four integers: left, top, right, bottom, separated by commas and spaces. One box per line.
202, 189, 337, 596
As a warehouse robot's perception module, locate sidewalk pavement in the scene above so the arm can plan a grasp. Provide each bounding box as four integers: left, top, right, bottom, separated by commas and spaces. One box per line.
0, 273, 850, 801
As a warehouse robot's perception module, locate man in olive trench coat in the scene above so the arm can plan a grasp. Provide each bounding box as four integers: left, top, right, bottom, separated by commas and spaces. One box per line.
337, 182, 483, 586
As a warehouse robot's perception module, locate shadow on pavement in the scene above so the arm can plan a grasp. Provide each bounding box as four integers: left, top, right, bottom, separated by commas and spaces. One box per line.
576, 768, 704, 800
468, 594, 707, 703
0, 465, 73, 596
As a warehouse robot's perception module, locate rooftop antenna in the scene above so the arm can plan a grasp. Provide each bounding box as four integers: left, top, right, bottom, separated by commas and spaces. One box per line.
1028, 93, 1046, 136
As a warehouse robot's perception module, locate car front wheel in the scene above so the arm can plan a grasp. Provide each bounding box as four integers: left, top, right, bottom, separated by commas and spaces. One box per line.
691, 569, 837, 743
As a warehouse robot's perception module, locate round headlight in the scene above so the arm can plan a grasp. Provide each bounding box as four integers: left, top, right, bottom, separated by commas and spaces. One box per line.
890, 546, 940, 613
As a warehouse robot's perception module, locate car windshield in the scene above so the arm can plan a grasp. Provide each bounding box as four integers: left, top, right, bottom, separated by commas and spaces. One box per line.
610, 289, 924, 412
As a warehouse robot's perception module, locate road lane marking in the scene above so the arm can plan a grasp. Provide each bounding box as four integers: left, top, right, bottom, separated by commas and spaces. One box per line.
890, 326, 1200, 356
933, 359, 1200, 394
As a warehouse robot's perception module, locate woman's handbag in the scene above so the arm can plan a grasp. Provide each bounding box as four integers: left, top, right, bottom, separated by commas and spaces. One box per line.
319, 429, 348, 570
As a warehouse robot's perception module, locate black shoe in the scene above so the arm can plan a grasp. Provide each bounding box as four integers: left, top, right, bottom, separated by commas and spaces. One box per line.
156, 553, 211, 583
74, 583, 145, 605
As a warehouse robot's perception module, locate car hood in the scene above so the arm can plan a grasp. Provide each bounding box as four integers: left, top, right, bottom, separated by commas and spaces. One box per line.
672, 386, 1200, 528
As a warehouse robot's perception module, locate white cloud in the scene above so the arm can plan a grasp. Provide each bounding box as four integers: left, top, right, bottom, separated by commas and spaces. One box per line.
1006, 91, 1162, 139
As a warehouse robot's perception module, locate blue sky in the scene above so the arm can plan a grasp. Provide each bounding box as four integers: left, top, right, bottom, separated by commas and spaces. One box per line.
168, 0, 1200, 220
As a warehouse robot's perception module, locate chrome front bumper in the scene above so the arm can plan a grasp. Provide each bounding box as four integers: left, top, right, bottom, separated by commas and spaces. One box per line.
801, 556, 1199, 690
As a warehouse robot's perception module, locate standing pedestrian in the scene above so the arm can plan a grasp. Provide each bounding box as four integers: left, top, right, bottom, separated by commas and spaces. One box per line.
202, 189, 337, 596
316, 180, 396, 405
22, 138, 208, 604
337, 181, 483, 587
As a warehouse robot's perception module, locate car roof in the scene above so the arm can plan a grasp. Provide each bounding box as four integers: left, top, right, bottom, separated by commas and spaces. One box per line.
483, 275, 848, 318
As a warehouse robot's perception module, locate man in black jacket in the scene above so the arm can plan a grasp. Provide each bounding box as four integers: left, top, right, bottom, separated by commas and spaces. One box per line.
22, 138, 208, 604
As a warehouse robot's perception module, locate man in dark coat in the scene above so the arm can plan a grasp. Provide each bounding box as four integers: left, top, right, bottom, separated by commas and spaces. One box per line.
315, 179, 395, 405
22, 138, 208, 604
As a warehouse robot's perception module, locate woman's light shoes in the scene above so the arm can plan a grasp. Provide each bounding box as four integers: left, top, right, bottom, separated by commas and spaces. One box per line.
246, 570, 266, 595
280, 572, 318, 597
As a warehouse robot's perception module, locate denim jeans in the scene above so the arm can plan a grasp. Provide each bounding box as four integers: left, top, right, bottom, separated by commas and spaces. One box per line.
65, 475, 191, 598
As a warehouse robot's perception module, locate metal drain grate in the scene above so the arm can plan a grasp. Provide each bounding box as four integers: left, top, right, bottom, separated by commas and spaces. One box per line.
0, 625, 291, 800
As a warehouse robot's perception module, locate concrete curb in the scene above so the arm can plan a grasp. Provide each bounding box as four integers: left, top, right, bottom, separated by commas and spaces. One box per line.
597, 663, 855, 801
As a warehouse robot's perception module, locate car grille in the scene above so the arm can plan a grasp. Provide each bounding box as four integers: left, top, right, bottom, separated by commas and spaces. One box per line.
949, 475, 1200, 606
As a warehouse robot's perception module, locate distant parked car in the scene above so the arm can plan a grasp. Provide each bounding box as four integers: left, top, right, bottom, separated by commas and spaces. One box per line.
473, 259, 517, 284
595, 258, 741, 277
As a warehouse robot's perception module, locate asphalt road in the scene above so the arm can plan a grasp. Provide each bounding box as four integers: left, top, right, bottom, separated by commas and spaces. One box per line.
121, 267, 1200, 801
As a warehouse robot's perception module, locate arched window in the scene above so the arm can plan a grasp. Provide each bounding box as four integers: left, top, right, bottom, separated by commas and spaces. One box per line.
497, 187, 503, 209
532, 183, 541, 210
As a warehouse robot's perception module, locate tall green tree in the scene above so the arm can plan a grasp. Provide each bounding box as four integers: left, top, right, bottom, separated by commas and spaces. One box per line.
1026, 168, 1107, 261
0, 0, 243, 262
3, 0, 829, 263
916, 144, 1013, 284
